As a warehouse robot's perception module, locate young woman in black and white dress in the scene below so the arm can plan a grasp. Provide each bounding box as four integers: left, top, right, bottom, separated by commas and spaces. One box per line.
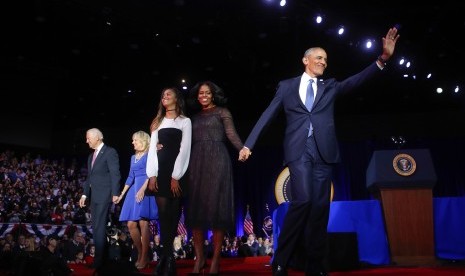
146, 87, 192, 276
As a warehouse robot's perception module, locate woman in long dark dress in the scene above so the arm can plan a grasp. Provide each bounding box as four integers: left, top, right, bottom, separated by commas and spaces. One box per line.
117, 130, 157, 270
146, 87, 192, 276
186, 81, 244, 275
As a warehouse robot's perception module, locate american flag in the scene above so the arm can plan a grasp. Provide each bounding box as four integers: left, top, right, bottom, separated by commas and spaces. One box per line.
244, 205, 254, 235
177, 207, 188, 236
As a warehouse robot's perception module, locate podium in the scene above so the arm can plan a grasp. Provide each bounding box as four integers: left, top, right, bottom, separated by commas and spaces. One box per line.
367, 149, 437, 266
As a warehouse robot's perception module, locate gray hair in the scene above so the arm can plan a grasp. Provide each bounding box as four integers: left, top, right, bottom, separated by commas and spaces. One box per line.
87, 128, 104, 140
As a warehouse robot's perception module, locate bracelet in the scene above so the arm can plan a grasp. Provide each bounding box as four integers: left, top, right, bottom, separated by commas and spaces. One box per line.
377, 55, 387, 65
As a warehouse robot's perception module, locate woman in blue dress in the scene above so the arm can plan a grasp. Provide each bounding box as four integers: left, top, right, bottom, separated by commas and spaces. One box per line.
117, 130, 158, 270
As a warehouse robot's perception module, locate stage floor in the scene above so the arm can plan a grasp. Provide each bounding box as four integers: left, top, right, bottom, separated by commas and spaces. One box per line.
66, 256, 465, 276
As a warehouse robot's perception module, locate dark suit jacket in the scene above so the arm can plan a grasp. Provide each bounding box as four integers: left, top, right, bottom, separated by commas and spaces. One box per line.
84, 144, 121, 203
244, 62, 381, 164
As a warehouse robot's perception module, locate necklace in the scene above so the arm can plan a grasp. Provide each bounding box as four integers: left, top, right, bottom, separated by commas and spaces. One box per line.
134, 152, 144, 163
166, 109, 175, 112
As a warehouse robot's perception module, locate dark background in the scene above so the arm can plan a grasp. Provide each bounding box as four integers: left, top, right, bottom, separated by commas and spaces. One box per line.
1, 0, 464, 233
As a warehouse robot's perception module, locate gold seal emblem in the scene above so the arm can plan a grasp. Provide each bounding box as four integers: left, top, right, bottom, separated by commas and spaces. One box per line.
393, 153, 416, 176
275, 167, 334, 204
275, 167, 292, 204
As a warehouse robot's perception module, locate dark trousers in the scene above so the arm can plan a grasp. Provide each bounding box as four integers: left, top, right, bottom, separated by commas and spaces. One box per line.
155, 196, 181, 256
91, 200, 111, 268
274, 135, 333, 272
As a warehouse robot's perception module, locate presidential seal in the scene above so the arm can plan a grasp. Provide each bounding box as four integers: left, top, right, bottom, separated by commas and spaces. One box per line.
393, 153, 416, 176
275, 167, 334, 204
275, 167, 292, 204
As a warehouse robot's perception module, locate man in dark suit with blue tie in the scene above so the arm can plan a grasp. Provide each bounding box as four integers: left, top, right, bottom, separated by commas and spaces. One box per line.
239, 27, 399, 276
79, 128, 121, 270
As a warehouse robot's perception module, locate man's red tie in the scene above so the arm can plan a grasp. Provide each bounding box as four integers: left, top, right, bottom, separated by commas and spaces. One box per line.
91, 150, 97, 168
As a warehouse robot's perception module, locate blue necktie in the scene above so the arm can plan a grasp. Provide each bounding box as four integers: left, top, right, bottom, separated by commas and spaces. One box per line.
305, 79, 315, 136
305, 79, 314, 111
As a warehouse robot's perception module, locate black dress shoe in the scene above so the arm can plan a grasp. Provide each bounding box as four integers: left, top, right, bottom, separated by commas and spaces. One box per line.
272, 263, 288, 276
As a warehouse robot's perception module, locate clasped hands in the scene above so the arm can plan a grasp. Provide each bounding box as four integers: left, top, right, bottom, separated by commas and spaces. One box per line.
239, 147, 252, 162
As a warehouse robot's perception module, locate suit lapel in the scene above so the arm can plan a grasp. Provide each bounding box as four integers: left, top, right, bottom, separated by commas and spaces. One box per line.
313, 79, 326, 108
291, 77, 306, 109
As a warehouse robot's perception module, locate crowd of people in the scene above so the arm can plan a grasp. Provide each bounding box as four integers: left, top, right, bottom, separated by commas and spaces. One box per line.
0, 139, 274, 275
0, 149, 90, 226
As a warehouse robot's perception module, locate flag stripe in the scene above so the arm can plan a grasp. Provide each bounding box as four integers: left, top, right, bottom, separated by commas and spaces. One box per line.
244, 210, 254, 235
177, 210, 188, 236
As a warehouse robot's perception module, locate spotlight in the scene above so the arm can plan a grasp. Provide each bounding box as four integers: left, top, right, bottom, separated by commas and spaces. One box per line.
365, 40, 373, 49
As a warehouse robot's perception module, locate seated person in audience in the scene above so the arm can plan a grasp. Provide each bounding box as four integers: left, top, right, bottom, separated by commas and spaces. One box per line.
264, 237, 274, 256
12, 234, 26, 253
257, 237, 267, 256
84, 244, 96, 265
0, 241, 14, 269
237, 235, 252, 257
74, 250, 87, 264
173, 235, 186, 259
62, 231, 86, 263
152, 234, 163, 261
246, 233, 259, 257
24, 236, 37, 252
50, 206, 64, 225
40, 235, 73, 276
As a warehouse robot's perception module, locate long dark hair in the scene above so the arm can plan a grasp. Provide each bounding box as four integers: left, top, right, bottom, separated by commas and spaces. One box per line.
150, 87, 186, 132
187, 81, 228, 112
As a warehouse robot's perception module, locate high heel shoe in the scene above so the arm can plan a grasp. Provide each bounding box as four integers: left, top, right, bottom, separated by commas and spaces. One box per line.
136, 261, 149, 270
208, 265, 220, 275
188, 260, 207, 275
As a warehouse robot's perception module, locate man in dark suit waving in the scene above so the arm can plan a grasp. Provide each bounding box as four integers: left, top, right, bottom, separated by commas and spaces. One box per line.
239, 27, 399, 276
79, 127, 121, 269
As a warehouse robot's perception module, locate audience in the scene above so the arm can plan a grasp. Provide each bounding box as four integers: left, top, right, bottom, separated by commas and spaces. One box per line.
84, 243, 96, 265
39, 235, 73, 276
238, 235, 253, 257
173, 235, 186, 260
0, 148, 274, 274
246, 233, 259, 257
61, 231, 86, 263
